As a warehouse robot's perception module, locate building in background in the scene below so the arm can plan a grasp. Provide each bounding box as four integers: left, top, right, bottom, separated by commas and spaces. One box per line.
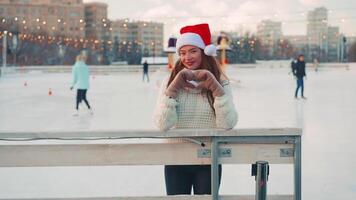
307, 7, 328, 61
0, 0, 164, 65
284, 35, 308, 56
346, 36, 356, 62
111, 19, 135, 44
2, 2, 350, 65
84, 2, 111, 41
256, 20, 282, 59
111, 19, 163, 57
327, 26, 340, 62
306, 7, 343, 62
346, 36, 356, 54
0, 0, 85, 38
137, 21, 164, 57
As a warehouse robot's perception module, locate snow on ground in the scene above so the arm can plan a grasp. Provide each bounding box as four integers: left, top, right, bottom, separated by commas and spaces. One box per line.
0, 64, 355, 199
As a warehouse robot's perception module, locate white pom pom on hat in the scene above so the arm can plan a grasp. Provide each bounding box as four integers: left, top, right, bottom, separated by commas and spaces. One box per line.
204, 44, 217, 56
176, 23, 217, 56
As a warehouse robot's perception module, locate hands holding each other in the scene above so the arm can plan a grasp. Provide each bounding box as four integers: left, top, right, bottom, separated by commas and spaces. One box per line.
193, 69, 225, 97
165, 68, 195, 98
165, 69, 225, 98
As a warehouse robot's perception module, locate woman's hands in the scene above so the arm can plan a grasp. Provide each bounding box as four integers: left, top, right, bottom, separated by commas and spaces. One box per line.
165, 69, 225, 98
193, 69, 225, 97
165, 69, 195, 98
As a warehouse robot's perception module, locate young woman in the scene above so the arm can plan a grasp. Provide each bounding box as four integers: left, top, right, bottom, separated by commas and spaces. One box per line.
154, 23, 238, 195
70, 53, 93, 116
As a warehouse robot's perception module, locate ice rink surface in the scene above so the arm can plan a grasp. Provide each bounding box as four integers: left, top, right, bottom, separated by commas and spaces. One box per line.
0, 65, 355, 199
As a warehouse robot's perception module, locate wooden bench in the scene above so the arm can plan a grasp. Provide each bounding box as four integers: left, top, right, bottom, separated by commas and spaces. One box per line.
0, 128, 302, 200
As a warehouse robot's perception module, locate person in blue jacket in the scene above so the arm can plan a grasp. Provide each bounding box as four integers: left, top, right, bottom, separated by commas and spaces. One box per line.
70, 53, 93, 116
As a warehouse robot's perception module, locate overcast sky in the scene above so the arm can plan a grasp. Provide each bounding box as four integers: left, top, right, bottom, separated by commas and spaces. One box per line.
84, 0, 356, 39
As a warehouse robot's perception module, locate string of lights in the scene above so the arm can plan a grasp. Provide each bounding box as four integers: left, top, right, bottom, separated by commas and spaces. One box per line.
1, 16, 355, 44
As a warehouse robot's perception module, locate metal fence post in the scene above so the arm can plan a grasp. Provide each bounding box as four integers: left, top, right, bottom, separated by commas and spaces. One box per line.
211, 138, 220, 200
294, 136, 302, 200
252, 161, 269, 200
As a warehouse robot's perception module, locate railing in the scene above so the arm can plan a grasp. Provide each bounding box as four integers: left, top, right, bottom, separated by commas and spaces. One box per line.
0, 128, 302, 200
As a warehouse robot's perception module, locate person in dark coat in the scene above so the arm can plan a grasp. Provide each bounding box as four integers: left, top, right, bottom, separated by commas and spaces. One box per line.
293, 55, 307, 99
143, 60, 149, 82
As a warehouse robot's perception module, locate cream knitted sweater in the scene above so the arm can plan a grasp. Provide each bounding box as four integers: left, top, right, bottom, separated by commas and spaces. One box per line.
154, 77, 238, 135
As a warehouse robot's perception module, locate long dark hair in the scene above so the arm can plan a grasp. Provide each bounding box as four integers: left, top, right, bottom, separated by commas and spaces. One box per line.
167, 49, 225, 113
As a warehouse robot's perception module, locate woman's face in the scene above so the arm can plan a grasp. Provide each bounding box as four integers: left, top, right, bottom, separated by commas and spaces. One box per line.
179, 45, 202, 70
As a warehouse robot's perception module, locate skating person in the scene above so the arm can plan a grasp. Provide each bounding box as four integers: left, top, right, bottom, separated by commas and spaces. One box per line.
70, 53, 93, 116
313, 58, 319, 72
154, 23, 238, 195
293, 54, 307, 99
143, 60, 149, 82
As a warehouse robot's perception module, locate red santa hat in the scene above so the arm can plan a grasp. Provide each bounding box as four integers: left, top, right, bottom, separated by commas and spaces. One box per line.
176, 23, 217, 56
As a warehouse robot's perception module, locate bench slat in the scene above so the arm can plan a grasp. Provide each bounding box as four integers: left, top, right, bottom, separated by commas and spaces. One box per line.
0, 128, 302, 139
0, 143, 293, 167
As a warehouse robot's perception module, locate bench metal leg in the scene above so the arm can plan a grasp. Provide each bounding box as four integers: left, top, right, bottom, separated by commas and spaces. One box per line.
211, 138, 220, 200
252, 161, 269, 200
294, 136, 302, 200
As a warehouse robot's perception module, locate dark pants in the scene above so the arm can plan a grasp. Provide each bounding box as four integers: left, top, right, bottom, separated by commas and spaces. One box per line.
164, 165, 222, 195
76, 89, 91, 110
295, 78, 304, 97
143, 72, 149, 82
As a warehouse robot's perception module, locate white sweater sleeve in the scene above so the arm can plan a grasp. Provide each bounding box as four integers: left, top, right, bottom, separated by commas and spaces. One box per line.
213, 82, 238, 129
153, 77, 178, 131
